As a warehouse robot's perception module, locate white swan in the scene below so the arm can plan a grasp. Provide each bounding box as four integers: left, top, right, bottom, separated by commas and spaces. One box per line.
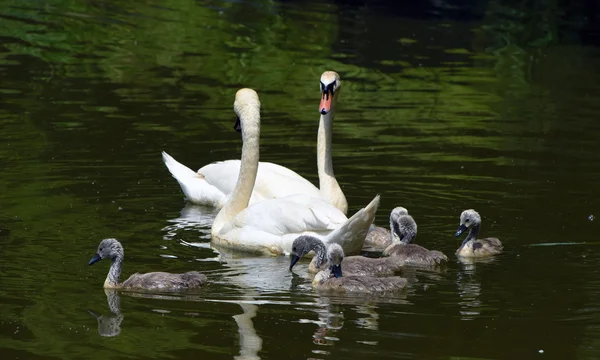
161, 71, 347, 214
210, 88, 379, 256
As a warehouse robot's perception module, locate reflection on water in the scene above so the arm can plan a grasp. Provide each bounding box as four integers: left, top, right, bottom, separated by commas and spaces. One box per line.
456, 257, 502, 320
88, 290, 124, 337
233, 303, 262, 360
1, 0, 600, 358
87, 288, 265, 359
162, 203, 217, 243
310, 298, 344, 349
456, 260, 483, 320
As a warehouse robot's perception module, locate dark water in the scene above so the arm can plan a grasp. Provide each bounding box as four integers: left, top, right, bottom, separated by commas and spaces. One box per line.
2, 0, 600, 358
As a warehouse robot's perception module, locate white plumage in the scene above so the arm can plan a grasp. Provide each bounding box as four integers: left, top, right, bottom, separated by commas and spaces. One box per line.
162, 71, 348, 214
210, 88, 378, 256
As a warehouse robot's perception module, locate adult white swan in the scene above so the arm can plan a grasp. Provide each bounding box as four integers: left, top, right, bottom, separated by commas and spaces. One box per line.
210, 88, 379, 256
161, 71, 347, 214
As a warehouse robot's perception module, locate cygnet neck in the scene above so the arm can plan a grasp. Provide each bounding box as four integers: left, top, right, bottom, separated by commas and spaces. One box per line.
459, 223, 480, 250
106, 255, 123, 288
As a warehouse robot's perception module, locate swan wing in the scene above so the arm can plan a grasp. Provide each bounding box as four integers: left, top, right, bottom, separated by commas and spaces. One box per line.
199, 161, 321, 205
198, 159, 245, 199
212, 195, 380, 256
252, 162, 321, 201
230, 195, 347, 235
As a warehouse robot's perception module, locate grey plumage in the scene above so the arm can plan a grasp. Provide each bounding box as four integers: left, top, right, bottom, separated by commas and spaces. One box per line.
454, 209, 503, 258
364, 207, 408, 249
89, 238, 208, 291
382, 213, 448, 268
290, 235, 398, 276
312, 244, 407, 294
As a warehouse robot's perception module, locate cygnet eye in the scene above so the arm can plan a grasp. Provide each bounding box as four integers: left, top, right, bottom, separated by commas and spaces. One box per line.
465, 219, 470, 223
99, 248, 103, 251
292, 247, 296, 252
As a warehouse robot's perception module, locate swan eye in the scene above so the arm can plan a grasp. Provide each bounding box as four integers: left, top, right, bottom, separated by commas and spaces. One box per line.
320, 82, 335, 96
99, 248, 103, 251
466, 219, 470, 223
327, 83, 335, 96
292, 247, 296, 251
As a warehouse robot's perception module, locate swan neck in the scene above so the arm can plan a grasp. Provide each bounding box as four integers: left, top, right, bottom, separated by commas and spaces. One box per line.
214, 108, 260, 231
106, 256, 122, 288
317, 102, 347, 212
402, 231, 415, 244
467, 224, 480, 241
311, 238, 328, 269
458, 224, 479, 251
390, 217, 399, 243
317, 111, 334, 182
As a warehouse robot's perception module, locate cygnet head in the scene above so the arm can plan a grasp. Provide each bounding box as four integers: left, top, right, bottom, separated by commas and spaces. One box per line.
233, 88, 261, 133
391, 214, 418, 243
326, 243, 345, 278
389, 206, 408, 227
89, 238, 124, 265
455, 209, 481, 237
319, 71, 341, 115
289, 235, 322, 270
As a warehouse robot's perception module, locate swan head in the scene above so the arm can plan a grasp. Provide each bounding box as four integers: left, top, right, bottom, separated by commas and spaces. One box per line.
289, 235, 324, 270
326, 243, 344, 278
233, 88, 261, 133
391, 214, 418, 244
89, 238, 124, 265
455, 209, 481, 237
390, 206, 408, 219
319, 71, 341, 115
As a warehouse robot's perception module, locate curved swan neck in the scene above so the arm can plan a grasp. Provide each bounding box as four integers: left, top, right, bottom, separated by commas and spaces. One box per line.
317, 100, 347, 213
402, 233, 415, 244
105, 256, 122, 288
459, 224, 480, 250
213, 107, 261, 231
309, 238, 328, 268
390, 217, 399, 243
467, 224, 480, 241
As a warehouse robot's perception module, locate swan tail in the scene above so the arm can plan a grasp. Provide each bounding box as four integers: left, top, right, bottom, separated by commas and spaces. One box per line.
162, 151, 222, 206
162, 151, 198, 179
326, 194, 380, 255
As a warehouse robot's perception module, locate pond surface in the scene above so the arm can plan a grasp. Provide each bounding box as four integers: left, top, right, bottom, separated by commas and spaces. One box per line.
1, 0, 600, 359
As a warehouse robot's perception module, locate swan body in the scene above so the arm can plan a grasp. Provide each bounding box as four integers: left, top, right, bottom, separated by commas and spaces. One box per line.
312, 244, 408, 294
162, 71, 347, 214
89, 238, 207, 291
210, 89, 379, 256
381, 213, 448, 268
455, 209, 503, 258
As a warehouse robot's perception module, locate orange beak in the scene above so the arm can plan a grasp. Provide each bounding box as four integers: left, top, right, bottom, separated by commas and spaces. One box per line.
319, 90, 332, 115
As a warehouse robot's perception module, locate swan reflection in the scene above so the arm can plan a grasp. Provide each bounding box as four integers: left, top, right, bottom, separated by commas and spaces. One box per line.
456, 257, 496, 319
88, 289, 123, 337
162, 203, 217, 243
